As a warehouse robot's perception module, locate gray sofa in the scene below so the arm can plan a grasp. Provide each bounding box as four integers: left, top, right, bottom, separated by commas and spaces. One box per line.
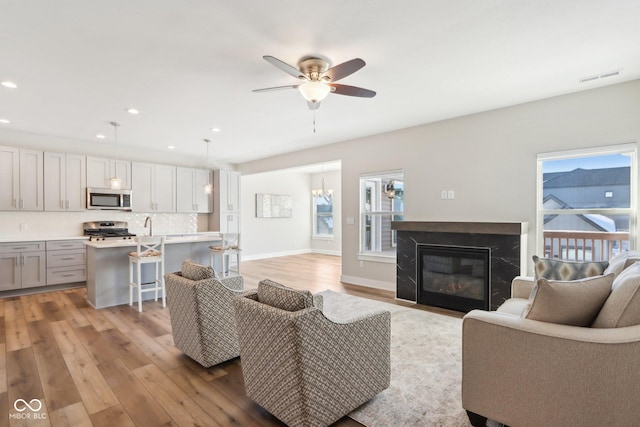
462, 252, 640, 426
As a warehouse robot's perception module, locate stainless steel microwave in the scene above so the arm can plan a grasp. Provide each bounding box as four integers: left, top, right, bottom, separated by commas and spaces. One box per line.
87, 188, 132, 211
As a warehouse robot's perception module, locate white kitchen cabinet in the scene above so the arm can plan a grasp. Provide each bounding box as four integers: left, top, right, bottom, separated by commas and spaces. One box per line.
211, 170, 241, 233
0, 241, 46, 290
46, 240, 86, 285
86, 156, 132, 189
176, 167, 212, 213
44, 152, 87, 211
0, 146, 44, 211
216, 169, 241, 212
132, 162, 176, 212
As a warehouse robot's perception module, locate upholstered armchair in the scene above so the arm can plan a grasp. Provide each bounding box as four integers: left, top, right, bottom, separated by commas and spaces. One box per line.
462, 253, 640, 426
165, 260, 244, 367
233, 280, 391, 427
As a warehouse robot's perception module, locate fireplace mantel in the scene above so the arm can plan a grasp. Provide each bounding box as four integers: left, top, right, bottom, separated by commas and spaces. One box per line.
391, 221, 526, 236
393, 221, 528, 310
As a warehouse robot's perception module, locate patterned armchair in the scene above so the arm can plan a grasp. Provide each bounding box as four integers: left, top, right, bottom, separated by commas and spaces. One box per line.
233, 280, 391, 427
165, 260, 244, 367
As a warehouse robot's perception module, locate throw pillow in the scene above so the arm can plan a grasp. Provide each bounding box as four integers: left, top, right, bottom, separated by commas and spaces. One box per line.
533, 255, 609, 281
523, 274, 614, 326
603, 251, 640, 278
592, 262, 640, 328
181, 259, 215, 281
257, 279, 315, 312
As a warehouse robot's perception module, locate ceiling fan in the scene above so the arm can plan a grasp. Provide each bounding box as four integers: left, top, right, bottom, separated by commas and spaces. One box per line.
253, 55, 376, 110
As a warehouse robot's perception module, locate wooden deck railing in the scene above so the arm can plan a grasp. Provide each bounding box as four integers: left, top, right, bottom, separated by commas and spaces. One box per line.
543, 230, 630, 262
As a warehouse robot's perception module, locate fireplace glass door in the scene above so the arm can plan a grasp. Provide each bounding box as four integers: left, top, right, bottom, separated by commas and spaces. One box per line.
417, 244, 490, 312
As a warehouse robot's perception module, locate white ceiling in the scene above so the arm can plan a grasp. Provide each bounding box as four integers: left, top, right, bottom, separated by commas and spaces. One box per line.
1, 0, 639, 165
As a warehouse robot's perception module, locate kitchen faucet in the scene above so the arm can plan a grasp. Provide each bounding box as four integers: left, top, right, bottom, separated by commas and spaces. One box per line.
144, 216, 153, 236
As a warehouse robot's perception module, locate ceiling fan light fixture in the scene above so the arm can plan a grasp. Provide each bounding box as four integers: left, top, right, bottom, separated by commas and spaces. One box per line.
298, 81, 330, 103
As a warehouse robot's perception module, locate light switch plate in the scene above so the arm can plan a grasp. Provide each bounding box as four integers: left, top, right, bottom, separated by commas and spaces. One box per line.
448, 190, 455, 199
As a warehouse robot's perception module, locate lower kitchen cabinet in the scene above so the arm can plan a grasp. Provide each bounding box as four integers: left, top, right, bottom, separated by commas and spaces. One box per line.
0, 241, 46, 291
46, 240, 87, 285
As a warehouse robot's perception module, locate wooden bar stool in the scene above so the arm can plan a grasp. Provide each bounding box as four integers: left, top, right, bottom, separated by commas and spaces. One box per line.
210, 233, 241, 278
129, 235, 165, 312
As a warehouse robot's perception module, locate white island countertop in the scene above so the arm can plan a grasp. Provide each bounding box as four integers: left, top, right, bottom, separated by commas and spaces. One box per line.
84, 232, 222, 248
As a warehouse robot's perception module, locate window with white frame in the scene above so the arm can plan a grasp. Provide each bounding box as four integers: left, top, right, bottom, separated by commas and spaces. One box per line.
537, 143, 637, 262
312, 192, 333, 237
359, 171, 404, 260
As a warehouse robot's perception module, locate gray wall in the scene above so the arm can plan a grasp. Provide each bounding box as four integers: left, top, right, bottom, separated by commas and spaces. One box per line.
239, 79, 640, 290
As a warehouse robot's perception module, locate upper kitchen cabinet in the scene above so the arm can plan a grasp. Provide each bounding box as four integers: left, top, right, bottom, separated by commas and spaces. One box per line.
44, 152, 86, 211
0, 146, 44, 211
86, 156, 132, 190
211, 170, 241, 233
215, 169, 241, 213
176, 167, 212, 213
132, 162, 176, 212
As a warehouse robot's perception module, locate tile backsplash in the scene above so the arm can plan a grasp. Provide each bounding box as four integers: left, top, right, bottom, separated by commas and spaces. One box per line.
0, 210, 205, 239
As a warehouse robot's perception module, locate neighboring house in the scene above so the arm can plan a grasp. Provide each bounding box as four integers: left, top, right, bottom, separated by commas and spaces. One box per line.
542, 167, 630, 259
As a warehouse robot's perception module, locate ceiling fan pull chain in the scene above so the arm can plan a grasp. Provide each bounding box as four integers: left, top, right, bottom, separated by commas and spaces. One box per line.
313, 110, 317, 134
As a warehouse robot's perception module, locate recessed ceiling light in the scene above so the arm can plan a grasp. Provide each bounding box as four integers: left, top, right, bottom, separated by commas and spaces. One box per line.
0, 118, 10, 124
96, 134, 106, 139
126, 108, 139, 115
210, 127, 221, 132
1, 81, 17, 89
167, 145, 175, 150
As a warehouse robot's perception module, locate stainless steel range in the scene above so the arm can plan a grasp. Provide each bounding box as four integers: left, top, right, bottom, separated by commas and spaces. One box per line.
83, 221, 136, 241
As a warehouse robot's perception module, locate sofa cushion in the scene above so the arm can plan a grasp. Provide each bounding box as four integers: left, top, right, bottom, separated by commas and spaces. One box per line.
523, 274, 614, 326
181, 259, 215, 281
592, 262, 640, 328
533, 255, 608, 281
603, 251, 640, 278
257, 279, 315, 312
497, 298, 529, 316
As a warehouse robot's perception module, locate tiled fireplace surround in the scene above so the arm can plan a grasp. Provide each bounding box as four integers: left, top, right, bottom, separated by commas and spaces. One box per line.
393, 221, 528, 311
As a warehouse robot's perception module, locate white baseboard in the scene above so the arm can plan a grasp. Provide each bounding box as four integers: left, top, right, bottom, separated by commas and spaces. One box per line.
311, 249, 342, 256
340, 275, 396, 292
242, 249, 311, 261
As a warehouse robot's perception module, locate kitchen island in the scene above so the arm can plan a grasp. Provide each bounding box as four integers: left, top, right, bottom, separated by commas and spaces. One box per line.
85, 233, 221, 309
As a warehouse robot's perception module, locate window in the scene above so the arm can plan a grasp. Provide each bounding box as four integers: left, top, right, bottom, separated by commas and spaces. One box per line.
312, 193, 333, 237
537, 144, 637, 261
359, 171, 404, 261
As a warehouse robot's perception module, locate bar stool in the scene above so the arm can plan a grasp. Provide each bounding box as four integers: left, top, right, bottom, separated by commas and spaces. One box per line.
129, 235, 165, 312
209, 233, 241, 278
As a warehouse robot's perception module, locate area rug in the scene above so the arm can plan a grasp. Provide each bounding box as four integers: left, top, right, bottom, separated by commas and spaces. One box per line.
318, 290, 471, 427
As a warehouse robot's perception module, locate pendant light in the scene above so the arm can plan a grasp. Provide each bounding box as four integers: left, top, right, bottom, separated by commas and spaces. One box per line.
109, 121, 122, 190
203, 139, 213, 194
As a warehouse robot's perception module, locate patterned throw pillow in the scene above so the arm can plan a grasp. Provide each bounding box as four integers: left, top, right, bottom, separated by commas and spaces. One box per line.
593, 262, 640, 328
523, 274, 614, 326
533, 255, 608, 281
257, 279, 315, 312
181, 259, 215, 281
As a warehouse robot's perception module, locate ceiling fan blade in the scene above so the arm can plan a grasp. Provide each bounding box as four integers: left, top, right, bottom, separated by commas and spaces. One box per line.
252, 85, 299, 93
307, 101, 321, 111
330, 83, 376, 98
263, 55, 306, 80
323, 58, 366, 82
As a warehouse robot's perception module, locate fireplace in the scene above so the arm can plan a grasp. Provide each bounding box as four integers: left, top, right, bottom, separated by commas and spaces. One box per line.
417, 244, 490, 312
393, 221, 526, 310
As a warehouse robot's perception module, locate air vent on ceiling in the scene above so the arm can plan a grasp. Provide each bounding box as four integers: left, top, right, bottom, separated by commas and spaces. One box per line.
578, 69, 621, 83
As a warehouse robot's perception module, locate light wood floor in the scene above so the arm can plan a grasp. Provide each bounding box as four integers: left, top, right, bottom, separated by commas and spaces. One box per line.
0, 253, 460, 427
